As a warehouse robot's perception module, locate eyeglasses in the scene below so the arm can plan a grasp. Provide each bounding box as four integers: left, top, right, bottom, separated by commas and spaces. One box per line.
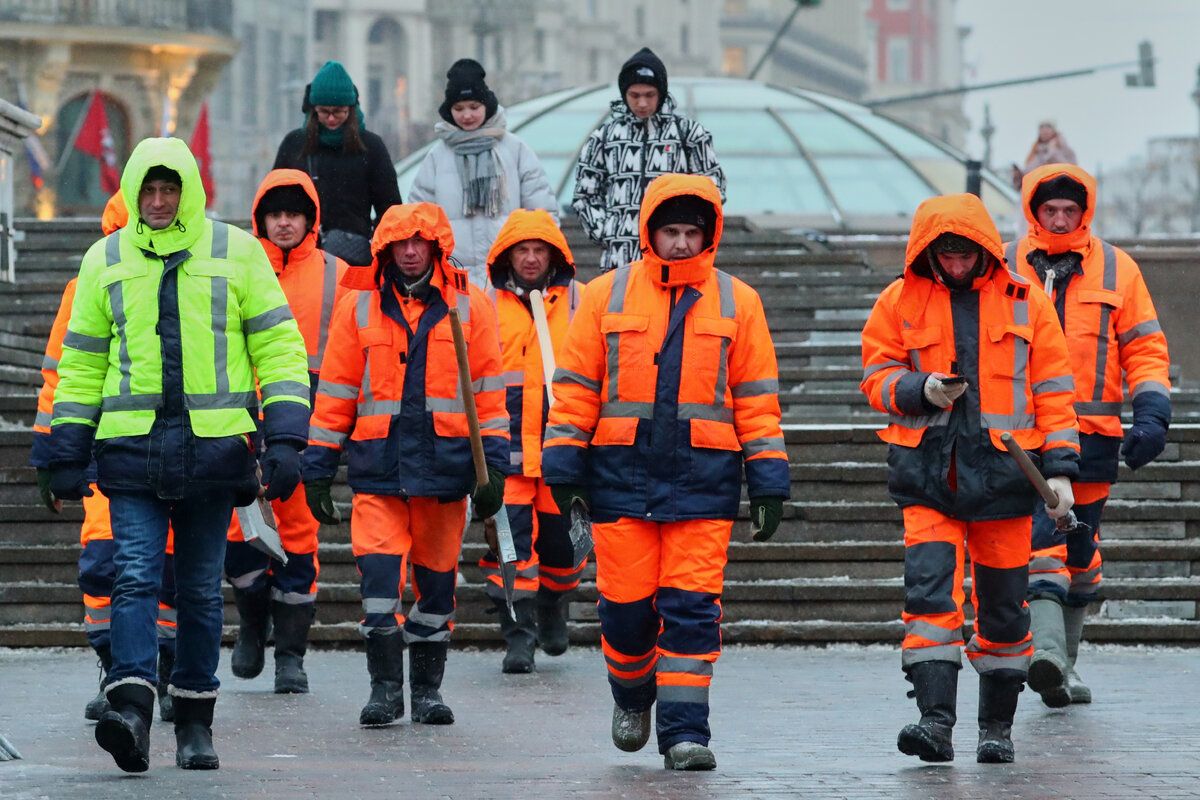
314, 106, 350, 119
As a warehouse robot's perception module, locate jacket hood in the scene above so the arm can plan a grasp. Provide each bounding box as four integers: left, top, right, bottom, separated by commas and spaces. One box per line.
905, 193, 1005, 284
251, 169, 321, 267
342, 202, 464, 292
119, 137, 206, 254
101, 190, 128, 235
1021, 163, 1096, 255
637, 173, 723, 288
485, 208, 575, 287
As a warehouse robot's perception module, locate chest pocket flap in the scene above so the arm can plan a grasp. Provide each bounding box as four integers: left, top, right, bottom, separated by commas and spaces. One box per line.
600, 313, 649, 334
359, 327, 393, 348
100, 262, 149, 287
987, 324, 1033, 344
1078, 289, 1123, 309
692, 317, 738, 339
900, 327, 942, 350
185, 259, 237, 279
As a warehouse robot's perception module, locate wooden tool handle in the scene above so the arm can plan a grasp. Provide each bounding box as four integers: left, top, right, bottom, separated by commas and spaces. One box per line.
527, 289, 558, 408
448, 309, 489, 488
999, 432, 1058, 505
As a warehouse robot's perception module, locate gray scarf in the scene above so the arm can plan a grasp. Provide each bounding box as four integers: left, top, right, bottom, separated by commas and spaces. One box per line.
435, 108, 508, 218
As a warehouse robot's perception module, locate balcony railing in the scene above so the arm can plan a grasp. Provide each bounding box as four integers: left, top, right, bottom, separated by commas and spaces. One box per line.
0, 0, 234, 37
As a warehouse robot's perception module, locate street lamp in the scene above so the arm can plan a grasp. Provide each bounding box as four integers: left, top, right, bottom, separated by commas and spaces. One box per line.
1191, 65, 1200, 233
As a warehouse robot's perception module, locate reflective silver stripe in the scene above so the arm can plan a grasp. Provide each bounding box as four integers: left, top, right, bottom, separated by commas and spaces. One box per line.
407, 608, 454, 629
315, 251, 338, 368
715, 269, 736, 319
970, 653, 1031, 674
1101, 240, 1117, 290
605, 267, 630, 402
710, 272, 735, 404
901, 646, 961, 668
211, 276, 229, 395
678, 403, 734, 423
156, 607, 178, 625
1131, 380, 1170, 398
502, 370, 525, 386
84, 618, 111, 632
1009, 290, 1030, 422
63, 330, 109, 353
356, 292, 375, 403
567, 280, 582, 320
971, 637, 1030, 657
742, 436, 785, 457
1118, 319, 1162, 347
1075, 401, 1122, 416
105, 231, 121, 266
657, 656, 713, 677
906, 619, 961, 644
261, 380, 309, 401
480, 415, 508, 431
607, 266, 630, 314
228, 568, 268, 589
982, 412, 1035, 430
1030, 555, 1067, 573
102, 394, 159, 412
34, 410, 52, 428
309, 425, 348, 446
363, 598, 402, 614
359, 399, 403, 416
600, 400, 653, 419
545, 423, 590, 442
53, 401, 101, 422
888, 410, 949, 429
731, 378, 778, 398
307, 353, 322, 370
510, 450, 524, 466
1005, 240, 1020, 273
1089, 242, 1118, 403
880, 369, 904, 414
317, 379, 359, 400
604, 649, 655, 674
1033, 375, 1074, 395
554, 367, 602, 394
272, 589, 316, 605
427, 396, 463, 414
243, 304, 294, 335
210, 221, 229, 259
455, 291, 471, 323
609, 671, 655, 688
474, 374, 507, 393
108, 281, 133, 396
186, 391, 256, 410
41, 355, 59, 371
1045, 428, 1080, 445
863, 360, 905, 380
1069, 567, 1101, 589
715, 335, 730, 405
657, 685, 708, 704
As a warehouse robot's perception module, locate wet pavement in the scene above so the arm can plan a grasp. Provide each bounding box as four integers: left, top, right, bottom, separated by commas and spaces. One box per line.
1, 643, 1199, 799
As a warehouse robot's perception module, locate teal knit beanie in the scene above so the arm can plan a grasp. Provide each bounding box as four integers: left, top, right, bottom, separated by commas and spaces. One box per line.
308, 61, 358, 107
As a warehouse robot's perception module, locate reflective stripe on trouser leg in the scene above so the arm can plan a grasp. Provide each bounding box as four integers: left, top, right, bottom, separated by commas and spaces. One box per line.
967, 515, 1033, 676
479, 475, 538, 603
352, 494, 412, 636
223, 536, 272, 591
1066, 483, 1108, 606
594, 518, 661, 712
533, 480, 586, 592
1029, 501, 1069, 601
79, 538, 117, 650
270, 484, 321, 604
900, 506, 966, 670
655, 518, 732, 752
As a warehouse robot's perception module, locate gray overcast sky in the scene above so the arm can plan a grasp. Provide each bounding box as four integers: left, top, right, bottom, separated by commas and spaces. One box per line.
955, 0, 1198, 176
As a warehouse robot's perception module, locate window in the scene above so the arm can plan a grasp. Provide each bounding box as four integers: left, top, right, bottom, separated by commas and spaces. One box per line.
241, 24, 258, 126
886, 35, 910, 84
314, 10, 337, 42
268, 29, 283, 130
722, 47, 745, 76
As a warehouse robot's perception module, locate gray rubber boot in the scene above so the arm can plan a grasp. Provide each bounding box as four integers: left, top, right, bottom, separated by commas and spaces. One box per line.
500, 598, 537, 674
977, 671, 1023, 763
230, 586, 271, 680
1027, 597, 1070, 708
611, 703, 652, 752
896, 660, 958, 762
84, 645, 112, 721
272, 601, 314, 694
663, 741, 716, 770
359, 630, 405, 725
1062, 604, 1092, 704
409, 642, 454, 725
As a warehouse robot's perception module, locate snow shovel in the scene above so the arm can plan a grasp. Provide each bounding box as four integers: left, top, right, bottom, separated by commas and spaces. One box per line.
449, 309, 517, 620
999, 432, 1089, 535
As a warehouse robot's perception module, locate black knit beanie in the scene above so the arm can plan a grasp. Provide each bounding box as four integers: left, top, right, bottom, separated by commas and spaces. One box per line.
256, 185, 316, 232
438, 59, 499, 125
1030, 174, 1088, 215
648, 195, 716, 240
618, 47, 668, 112
143, 165, 181, 187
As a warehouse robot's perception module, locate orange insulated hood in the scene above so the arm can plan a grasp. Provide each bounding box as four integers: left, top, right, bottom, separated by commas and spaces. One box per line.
102, 190, 128, 235
342, 201, 465, 293
485, 208, 575, 286
905, 193, 1004, 284
250, 169, 321, 266
638, 173, 724, 288
1021, 163, 1097, 255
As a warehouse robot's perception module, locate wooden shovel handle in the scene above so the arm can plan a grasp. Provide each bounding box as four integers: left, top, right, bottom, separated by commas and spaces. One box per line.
448, 309, 489, 488
999, 432, 1058, 505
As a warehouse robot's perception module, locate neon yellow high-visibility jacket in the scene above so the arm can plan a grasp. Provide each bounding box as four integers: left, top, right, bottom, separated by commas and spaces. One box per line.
50, 137, 310, 497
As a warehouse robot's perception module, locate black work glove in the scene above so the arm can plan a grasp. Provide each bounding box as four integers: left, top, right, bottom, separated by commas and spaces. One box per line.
49, 464, 93, 503
750, 496, 784, 542
1121, 421, 1166, 471
471, 466, 507, 521
36, 467, 60, 513
550, 483, 591, 517
260, 444, 302, 501
304, 477, 341, 525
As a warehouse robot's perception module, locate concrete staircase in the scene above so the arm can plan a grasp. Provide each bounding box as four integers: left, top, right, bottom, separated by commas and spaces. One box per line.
1, 217, 1198, 648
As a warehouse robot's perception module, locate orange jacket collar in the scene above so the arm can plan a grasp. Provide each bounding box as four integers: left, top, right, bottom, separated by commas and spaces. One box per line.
637, 173, 724, 288
486, 208, 576, 287
1021, 163, 1096, 255
343, 202, 469, 307
251, 169, 321, 272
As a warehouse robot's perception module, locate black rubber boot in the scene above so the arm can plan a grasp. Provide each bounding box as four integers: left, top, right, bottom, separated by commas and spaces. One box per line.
500, 598, 537, 674
157, 647, 175, 722
977, 671, 1023, 763
359, 631, 405, 726
230, 586, 271, 680
174, 696, 219, 770
95, 681, 154, 773
536, 586, 570, 656
84, 645, 112, 721
272, 601, 314, 694
410, 641, 454, 725
896, 660, 958, 762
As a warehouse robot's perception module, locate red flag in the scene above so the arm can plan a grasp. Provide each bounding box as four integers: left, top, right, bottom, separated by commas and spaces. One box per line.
74, 91, 120, 194
189, 103, 215, 209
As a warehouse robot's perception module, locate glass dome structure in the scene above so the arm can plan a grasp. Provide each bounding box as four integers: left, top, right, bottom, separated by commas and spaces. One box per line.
395, 76, 1016, 233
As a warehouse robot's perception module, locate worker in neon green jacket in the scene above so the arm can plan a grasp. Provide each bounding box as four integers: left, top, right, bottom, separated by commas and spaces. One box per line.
49, 137, 310, 773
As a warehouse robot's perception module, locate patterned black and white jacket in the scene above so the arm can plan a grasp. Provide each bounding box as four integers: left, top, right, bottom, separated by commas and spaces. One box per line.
572, 96, 726, 273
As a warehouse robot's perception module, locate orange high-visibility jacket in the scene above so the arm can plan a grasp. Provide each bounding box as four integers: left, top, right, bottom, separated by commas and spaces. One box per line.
486, 209, 583, 477
861, 193, 1080, 520
303, 202, 509, 498
542, 173, 790, 522
1008, 163, 1170, 481
251, 169, 349, 386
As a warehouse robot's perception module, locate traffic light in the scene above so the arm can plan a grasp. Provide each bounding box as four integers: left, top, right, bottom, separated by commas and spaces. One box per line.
1126, 40, 1155, 88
